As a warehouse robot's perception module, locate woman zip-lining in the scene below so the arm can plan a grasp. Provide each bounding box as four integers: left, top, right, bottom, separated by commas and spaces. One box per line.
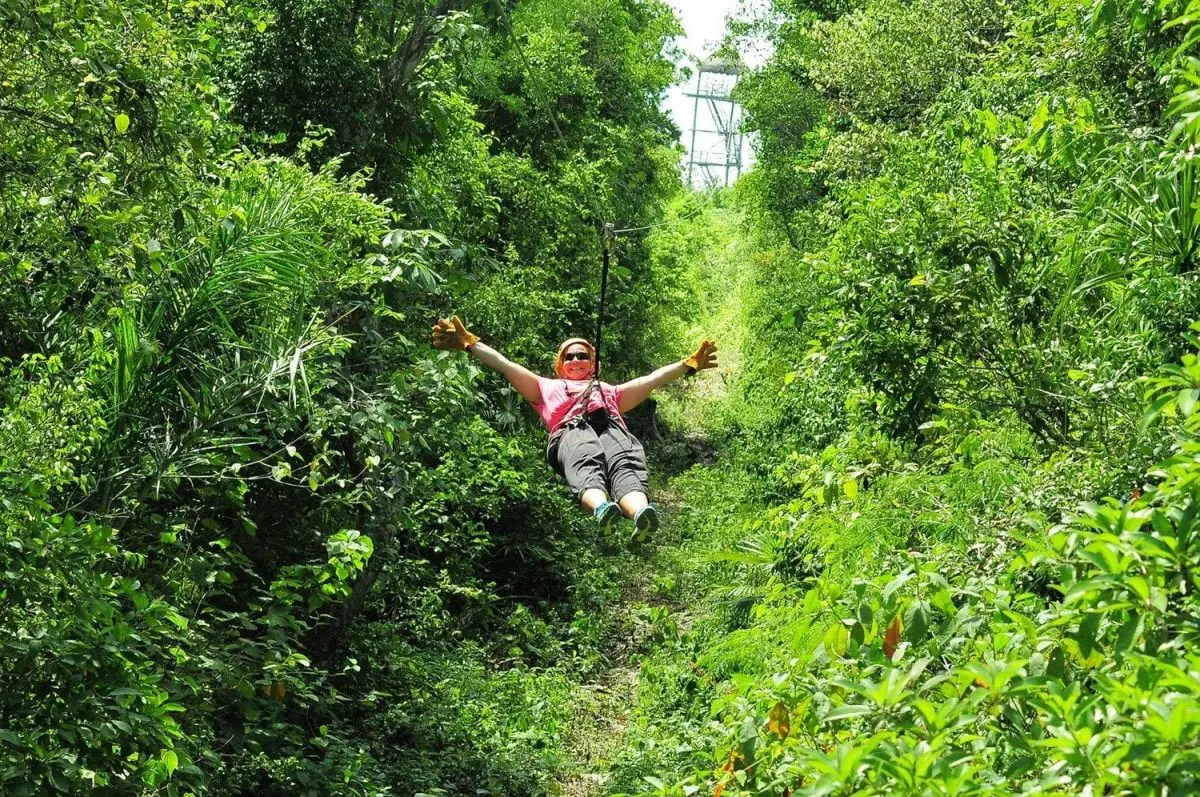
431, 316, 718, 542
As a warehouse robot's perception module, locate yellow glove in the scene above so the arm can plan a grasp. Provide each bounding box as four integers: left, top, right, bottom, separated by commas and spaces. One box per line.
683, 339, 718, 372
431, 315, 480, 351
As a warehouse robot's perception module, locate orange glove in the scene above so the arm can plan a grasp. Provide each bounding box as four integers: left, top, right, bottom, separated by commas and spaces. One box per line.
683, 339, 718, 372
431, 315, 480, 351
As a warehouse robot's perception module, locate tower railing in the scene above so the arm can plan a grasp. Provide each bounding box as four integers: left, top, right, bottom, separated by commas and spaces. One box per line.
685, 56, 746, 188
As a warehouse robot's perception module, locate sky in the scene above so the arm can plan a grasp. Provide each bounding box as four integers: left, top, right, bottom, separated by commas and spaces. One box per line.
662, 0, 758, 185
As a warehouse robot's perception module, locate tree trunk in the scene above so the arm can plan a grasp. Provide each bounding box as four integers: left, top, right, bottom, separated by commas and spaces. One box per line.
347, 0, 367, 37
307, 490, 403, 664
382, 0, 473, 102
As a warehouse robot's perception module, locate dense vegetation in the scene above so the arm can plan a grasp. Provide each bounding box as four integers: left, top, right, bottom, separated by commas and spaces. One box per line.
1, 0, 685, 792
603, 0, 1200, 793
6, 0, 1200, 793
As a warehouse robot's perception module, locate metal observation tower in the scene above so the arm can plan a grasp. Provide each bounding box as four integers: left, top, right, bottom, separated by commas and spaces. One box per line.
685, 55, 747, 188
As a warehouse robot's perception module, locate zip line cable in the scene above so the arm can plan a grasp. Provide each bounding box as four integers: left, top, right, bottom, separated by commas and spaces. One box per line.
611, 207, 704, 235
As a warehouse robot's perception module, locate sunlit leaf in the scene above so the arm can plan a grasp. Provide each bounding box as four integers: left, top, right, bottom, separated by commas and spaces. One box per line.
883, 616, 902, 660
767, 701, 790, 738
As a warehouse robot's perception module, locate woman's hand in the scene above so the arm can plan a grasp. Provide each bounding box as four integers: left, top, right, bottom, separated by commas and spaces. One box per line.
682, 339, 719, 372
431, 315, 480, 350
431, 323, 542, 405
617, 339, 720, 413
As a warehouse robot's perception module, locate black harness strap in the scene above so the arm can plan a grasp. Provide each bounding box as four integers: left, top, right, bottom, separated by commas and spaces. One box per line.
593, 223, 615, 378
554, 223, 621, 433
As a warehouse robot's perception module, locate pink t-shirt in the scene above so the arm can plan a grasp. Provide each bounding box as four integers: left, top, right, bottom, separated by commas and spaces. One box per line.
532, 377, 625, 434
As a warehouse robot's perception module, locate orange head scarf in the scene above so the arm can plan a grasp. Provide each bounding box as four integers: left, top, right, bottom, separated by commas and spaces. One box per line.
554, 338, 596, 378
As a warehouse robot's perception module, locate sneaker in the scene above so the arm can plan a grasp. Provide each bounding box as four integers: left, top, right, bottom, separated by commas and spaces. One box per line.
630, 504, 660, 545
593, 500, 620, 530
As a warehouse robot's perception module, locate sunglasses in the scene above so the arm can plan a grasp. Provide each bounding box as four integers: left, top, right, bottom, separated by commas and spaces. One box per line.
562, 352, 592, 362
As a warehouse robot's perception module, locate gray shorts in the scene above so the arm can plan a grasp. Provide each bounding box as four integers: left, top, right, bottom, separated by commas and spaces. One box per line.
546, 412, 649, 502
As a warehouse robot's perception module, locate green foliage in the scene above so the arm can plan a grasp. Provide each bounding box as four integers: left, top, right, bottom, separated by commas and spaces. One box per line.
600, 0, 1200, 794
1, 0, 689, 792
17, 0, 1200, 790
727, 0, 1200, 450
655, 339, 1200, 794
607, 336, 1200, 795
806, 0, 1003, 124
231, 0, 686, 380
0, 0, 240, 361
0, 357, 194, 794
231, 0, 488, 187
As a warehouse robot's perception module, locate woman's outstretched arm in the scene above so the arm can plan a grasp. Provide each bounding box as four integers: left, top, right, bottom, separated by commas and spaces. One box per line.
466, 342, 542, 404
616, 340, 718, 413
432, 316, 542, 404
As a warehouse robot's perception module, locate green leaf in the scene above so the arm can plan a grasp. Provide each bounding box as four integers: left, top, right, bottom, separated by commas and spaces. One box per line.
1063, 578, 1114, 606
1077, 611, 1102, 659
825, 704, 873, 721
930, 588, 956, 617
1030, 100, 1050, 133
905, 601, 930, 644
1125, 576, 1151, 604
883, 571, 914, 603
1115, 613, 1143, 652
115, 113, 130, 134
1179, 388, 1200, 417
824, 622, 849, 657
1142, 393, 1176, 431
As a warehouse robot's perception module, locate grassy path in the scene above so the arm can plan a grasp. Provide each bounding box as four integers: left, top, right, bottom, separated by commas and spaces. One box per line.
555, 484, 693, 795
556, 203, 748, 793
556, 653, 640, 795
